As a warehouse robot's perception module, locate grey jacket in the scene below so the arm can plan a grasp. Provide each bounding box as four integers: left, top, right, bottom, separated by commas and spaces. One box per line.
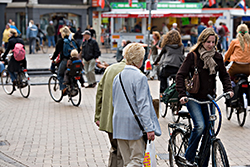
112, 65, 162, 140
154, 44, 185, 68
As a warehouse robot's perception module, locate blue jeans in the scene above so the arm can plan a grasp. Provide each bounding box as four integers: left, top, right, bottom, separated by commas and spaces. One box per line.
48, 36, 55, 47
8, 70, 17, 82
29, 37, 36, 54
185, 99, 215, 166
0, 62, 4, 73
222, 36, 227, 51
191, 36, 197, 45
57, 59, 67, 90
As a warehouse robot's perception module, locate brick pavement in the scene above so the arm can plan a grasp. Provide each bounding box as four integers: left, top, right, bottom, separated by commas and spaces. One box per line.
0, 47, 250, 166
0, 80, 250, 166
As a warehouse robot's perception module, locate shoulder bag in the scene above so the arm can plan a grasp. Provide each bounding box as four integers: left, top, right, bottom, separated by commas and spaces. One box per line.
185, 52, 200, 94
119, 73, 148, 143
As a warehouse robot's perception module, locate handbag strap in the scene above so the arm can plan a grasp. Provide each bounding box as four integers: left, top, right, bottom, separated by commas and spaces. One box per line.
193, 52, 198, 68
119, 73, 145, 132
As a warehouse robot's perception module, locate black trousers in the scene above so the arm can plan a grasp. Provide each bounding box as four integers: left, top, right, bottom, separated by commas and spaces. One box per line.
159, 65, 179, 93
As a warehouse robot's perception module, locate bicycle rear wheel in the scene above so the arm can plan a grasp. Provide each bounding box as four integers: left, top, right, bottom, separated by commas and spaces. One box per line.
225, 106, 233, 120
70, 85, 81, 106
161, 103, 168, 118
236, 96, 246, 127
169, 129, 188, 167
212, 139, 229, 167
1, 69, 14, 95
41, 41, 48, 54
19, 72, 30, 98
48, 76, 63, 102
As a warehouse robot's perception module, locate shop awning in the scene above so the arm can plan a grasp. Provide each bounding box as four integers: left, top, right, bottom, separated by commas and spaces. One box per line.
101, 11, 223, 18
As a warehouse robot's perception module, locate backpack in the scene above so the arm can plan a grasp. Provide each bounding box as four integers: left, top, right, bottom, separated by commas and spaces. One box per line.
162, 83, 179, 104
13, 43, 25, 61
63, 38, 77, 57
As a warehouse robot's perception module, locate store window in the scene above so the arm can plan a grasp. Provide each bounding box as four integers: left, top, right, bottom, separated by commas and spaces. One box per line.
114, 18, 142, 33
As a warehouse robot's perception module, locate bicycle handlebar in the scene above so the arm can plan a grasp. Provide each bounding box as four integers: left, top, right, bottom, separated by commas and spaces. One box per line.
184, 92, 230, 104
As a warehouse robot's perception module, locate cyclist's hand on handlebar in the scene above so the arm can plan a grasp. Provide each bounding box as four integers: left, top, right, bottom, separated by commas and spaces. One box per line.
228, 91, 234, 98
147, 131, 155, 141
180, 96, 188, 104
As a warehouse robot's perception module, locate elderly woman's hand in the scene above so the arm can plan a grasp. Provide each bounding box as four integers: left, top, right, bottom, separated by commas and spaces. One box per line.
147, 131, 155, 141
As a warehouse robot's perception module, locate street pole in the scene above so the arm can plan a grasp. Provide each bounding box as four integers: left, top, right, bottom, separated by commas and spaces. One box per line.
147, 0, 151, 56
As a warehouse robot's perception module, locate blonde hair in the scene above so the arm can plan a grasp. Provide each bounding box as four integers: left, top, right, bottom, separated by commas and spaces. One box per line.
190, 28, 218, 52
70, 49, 78, 57
236, 24, 250, 52
124, 43, 145, 67
153, 31, 161, 40
10, 29, 17, 37
60, 26, 71, 38
161, 30, 182, 48
208, 20, 213, 26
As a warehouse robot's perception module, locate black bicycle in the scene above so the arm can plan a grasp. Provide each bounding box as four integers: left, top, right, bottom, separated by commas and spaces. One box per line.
168, 93, 230, 167
48, 61, 82, 107
1, 68, 30, 98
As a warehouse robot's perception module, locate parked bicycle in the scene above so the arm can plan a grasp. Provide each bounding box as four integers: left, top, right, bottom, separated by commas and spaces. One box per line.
168, 93, 230, 167
1, 68, 30, 98
48, 63, 82, 107
225, 74, 249, 127
161, 74, 184, 123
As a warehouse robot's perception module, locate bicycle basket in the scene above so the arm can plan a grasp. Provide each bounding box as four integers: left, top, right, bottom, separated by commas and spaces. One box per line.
162, 83, 179, 104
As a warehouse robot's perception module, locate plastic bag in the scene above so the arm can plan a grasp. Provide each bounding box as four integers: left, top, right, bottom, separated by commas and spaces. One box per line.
143, 140, 156, 167
144, 59, 152, 72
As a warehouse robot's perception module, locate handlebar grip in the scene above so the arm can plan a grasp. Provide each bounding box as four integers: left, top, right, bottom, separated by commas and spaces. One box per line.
207, 94, 214, 101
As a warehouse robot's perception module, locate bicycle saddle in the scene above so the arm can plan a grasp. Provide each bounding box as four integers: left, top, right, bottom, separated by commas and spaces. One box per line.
178, 110, 190, 119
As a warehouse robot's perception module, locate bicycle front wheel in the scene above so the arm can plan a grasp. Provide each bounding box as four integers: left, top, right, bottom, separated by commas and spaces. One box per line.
19, 72, 30, 98
170, 102, 181, 123
169, 129, 188, 167
212, 139, 229, 167
70, 85, 81, 107
41, 41, 48, 54
48, 76, 63, 102
1, 69, 14, 95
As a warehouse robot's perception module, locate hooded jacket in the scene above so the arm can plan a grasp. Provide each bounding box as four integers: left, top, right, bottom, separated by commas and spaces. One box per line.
154, 44, 185, 68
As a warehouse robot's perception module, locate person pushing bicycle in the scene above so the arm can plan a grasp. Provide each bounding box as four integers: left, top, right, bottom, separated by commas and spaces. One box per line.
1, 29, 26, 89
176, 28, 233, 166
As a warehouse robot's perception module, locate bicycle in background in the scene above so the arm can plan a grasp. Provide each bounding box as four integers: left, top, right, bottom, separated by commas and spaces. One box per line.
168, 93, 230, 167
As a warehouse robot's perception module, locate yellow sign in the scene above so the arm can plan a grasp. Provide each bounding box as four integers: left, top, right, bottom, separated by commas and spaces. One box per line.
136, 35, 144, 39
191, 17, 198, 25
209, 17, 216, 23
168, 17, 177, 25
112, 35, 120, 39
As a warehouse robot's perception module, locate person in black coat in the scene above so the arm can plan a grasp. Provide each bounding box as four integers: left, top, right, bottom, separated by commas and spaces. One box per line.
74, 27, 83, 47
2, 29, 26, 83
51, 26, 80, 94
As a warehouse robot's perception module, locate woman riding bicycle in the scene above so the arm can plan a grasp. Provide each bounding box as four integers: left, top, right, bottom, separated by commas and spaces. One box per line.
224, 24, 250, 79
51, 26, 80, 95
176, 28, 233, 166
1, 29, 26, 87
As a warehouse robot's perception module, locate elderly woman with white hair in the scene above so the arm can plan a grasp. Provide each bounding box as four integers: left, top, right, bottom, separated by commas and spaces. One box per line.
224, 23, 250, 79
51, 26, 80, 95
112, 43, 161, 167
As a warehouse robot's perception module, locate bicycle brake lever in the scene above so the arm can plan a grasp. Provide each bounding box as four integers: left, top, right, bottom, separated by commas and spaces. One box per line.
207, 94, 214, 101
225, 92, 231, 100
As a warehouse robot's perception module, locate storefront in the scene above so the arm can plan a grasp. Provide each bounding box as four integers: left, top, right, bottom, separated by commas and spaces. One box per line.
102, 2, 222, 50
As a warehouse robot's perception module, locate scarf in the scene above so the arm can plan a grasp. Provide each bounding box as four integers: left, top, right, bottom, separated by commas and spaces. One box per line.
198, 47, 217, 75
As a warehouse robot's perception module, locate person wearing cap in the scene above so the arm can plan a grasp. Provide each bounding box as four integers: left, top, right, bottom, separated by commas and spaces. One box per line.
51, 26, 80, 94
79, 30, 101, 88
46, 20, 56, 48
26, 20, 38, 54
